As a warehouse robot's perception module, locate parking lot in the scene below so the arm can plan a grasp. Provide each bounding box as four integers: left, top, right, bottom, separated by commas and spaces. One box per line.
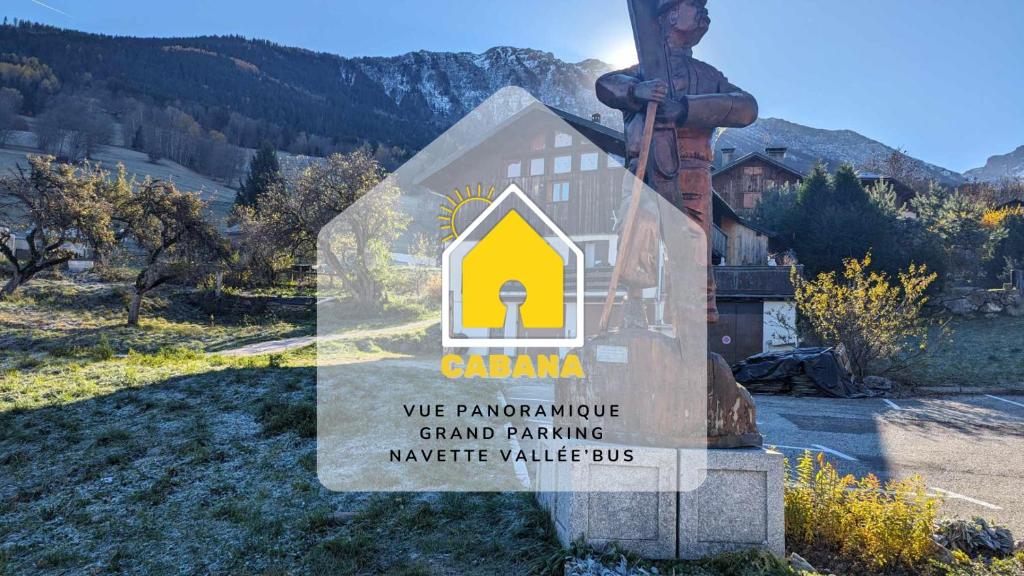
756, 392, 1024, 535
503, 383, 1024, 535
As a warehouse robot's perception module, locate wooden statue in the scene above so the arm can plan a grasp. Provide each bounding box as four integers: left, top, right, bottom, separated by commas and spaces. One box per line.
595, 0, 762, 448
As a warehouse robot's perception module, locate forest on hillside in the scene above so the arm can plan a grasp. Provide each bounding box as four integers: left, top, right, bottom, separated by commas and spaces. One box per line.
0, 20, 415, 181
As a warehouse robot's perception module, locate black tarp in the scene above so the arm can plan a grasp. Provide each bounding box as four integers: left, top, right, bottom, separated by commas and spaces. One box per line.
732, 347, 878, 398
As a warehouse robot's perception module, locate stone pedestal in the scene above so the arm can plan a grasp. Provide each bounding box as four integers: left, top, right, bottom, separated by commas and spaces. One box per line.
677, 448, 785, 559
536, 444, 679, 558
536, 442, 784, 560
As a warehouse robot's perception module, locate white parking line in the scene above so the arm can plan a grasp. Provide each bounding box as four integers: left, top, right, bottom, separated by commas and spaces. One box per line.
772, 443, 859, 462
811, 444, 859, 462
883, 399, 903, 411
985, 394, 1024, 409
929, 487, 1002, 510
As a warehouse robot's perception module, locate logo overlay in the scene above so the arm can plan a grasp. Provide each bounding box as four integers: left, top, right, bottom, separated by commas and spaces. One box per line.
442, 184, 584, 349
316, 88, 708, 493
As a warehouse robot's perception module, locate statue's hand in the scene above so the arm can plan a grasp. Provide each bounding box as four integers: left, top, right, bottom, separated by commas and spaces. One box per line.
632, 80, 668, 103
655, 97, 690, 127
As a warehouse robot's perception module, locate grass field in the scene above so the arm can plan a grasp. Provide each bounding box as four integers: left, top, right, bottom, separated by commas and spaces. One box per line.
0, 279, 315, 367
0, 345, 562, 574
0, 279, 559, 575
898, 316, 1024, 388
2, 278, 1020, 575
0, 139, 238, 224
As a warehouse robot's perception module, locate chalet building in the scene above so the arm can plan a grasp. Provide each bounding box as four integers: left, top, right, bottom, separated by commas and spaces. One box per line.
0, 229, 94, 273
711, 146, 916, 217
1, 229, 30, 261
419, 102, 798, 364
712, 193, 771, 266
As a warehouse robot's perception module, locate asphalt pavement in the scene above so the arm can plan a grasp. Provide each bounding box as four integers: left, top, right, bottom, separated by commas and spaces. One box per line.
502, 384, 1024, 536
756, 393, 1024, 535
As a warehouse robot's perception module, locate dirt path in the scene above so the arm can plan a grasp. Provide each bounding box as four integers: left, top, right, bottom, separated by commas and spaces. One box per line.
217, 318, 438, 357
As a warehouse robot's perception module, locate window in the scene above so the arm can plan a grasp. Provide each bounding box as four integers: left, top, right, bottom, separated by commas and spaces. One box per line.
506, 161, 521, 178
551, 181, 570, 203
554, 132, 573, 148
531, 134, 546, 151
530, 157, 545, 176
554, 155, 572, 174
580, 152, 599, 171
607, 154, 625, 168
583, 240, 610, 267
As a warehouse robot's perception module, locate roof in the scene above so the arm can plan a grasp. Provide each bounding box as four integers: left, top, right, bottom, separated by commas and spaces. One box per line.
712, 151, 805, 180
546, 106, 627, 154
712, 152, 916, 202
415, 101, 624, 188
415, 102, 773, 238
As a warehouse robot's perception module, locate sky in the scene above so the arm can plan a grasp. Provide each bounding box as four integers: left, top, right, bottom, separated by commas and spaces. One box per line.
10, 0, 1024, 173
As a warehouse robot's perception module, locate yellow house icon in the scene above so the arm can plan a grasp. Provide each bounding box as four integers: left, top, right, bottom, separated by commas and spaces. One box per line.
442, 183, 584, 348
462, 209, 564, 329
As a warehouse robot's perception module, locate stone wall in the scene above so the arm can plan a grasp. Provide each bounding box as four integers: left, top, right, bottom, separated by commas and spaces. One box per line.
933, 287, 1023, 317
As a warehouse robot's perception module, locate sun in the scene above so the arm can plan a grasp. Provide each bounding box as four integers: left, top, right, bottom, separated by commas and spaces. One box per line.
604, 39, 638, 69
439, 184, 496, 243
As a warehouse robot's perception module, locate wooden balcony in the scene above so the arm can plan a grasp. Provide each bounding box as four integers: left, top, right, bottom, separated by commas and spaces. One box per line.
714, 265, 803, 300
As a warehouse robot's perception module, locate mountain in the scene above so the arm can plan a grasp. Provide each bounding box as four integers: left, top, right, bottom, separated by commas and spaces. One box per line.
715, 118, 965, 186
341, 47, 615, 132
0, 22, 965, 186
964, 146, 1024, 182
0, 23, 615, 152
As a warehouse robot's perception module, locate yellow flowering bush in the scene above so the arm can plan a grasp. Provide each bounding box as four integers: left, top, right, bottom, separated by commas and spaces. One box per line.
785, 451, 941, 573
981, 205, 1024, 229
790, 253, 937, 378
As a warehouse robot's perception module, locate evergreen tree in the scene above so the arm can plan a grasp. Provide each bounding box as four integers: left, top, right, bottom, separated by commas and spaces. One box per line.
796, 163, 831, 208
131, 125, 145, 151
832, 164, 870, 208
236, 141, 282, 208
790, 162, 905, 276
911, 186, 991, 283
986, 212, 1024, 283
753, 183, 799, 245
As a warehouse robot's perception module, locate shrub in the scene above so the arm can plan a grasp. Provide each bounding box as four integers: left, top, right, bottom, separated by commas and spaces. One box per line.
90, 334, 115, 361
791, 253, 938, 378
938, 552, 1024, 576
984, 212, 1024, 284
785, 451, 940, 573
911, 187, 994, 285
258, 399, 316, 438
127, 345, 204, 367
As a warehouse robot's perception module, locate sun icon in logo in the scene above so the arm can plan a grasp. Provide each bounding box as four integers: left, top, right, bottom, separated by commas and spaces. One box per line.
439, 184, 496, 243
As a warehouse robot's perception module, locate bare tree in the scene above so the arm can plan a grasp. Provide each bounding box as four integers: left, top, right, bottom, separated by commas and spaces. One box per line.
862, 148, 927, 193
239, 151, 407, 306
0, 87, 25, 147
114, 180, 228, 326
0, 156, 118, 297
35, 96, 112, 161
